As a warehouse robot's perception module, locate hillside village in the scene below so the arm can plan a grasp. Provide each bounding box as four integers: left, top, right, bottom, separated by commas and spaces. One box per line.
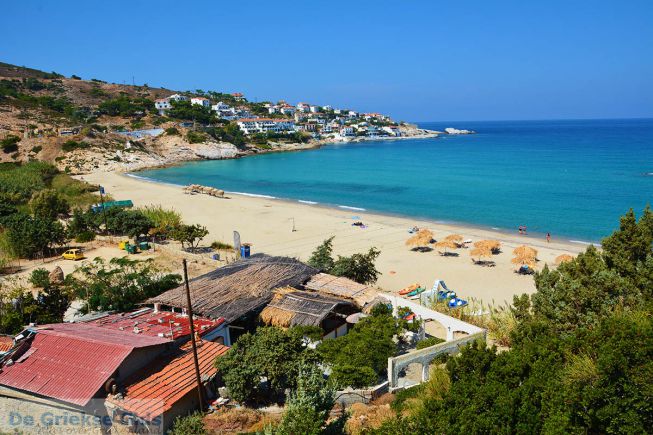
0, 62, 447, 174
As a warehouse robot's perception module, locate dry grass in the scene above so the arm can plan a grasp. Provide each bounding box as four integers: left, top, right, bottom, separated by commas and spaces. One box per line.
203, 408, 281, 434
346, 402, 395, 435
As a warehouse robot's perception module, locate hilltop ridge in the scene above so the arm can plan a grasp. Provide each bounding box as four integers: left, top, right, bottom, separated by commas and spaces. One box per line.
0, 62, 436, 173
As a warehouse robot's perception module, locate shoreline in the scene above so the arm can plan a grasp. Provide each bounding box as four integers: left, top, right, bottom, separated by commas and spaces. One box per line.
82, 171, 588, 305
126, 171, 601, 246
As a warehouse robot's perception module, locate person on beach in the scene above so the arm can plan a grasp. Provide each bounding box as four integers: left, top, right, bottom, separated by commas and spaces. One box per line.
546, 232, 551, 243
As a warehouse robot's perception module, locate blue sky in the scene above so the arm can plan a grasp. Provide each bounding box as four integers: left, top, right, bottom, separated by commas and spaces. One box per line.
2, 0, 652, 121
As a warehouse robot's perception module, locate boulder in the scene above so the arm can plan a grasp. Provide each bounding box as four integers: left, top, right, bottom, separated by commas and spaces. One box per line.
48, 266, 64, 285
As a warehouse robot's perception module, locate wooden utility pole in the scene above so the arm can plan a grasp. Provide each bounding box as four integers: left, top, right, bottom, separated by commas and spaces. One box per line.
183, 259, 205, 408
99, 185, 108, 233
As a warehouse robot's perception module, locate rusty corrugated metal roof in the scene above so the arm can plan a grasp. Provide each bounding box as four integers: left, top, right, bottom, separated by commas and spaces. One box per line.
107, 341, 230, 420
0, 324, 169, 406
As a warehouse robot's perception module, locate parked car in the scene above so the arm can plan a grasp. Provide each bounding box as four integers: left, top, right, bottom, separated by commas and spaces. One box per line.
61, 249, 84, 261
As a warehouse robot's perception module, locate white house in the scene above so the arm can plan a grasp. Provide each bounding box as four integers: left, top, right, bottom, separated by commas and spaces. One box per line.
155, 98, 172, 114
191, 97, 210, 107
322, 105, 333, 111
280, 105, 296, 116
348, 110, 358, 118
340, 126, 355, 137
383, 126, 402, 137
168, 94, 188, 102
309, 105, 320, 113
268, 105, 279, 114
237, 118, 296, 135
296, 102, 310, 113
212, 101, 231, 112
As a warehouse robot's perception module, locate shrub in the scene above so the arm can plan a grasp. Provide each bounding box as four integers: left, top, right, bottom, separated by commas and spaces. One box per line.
29, 189, 70, 220
416, 336, 445, 350
165, 127, 179, 135
186, 130, 206, 144
74, 231, 95, 243
307, 237, 381, 284
61, 140, 90, 152
169, 412, 207, 435
139, 205, 181, 237
169, 224, 208, 251
1, 135, 20, 153
30, 145, 42, 154
210, 240, 233, 250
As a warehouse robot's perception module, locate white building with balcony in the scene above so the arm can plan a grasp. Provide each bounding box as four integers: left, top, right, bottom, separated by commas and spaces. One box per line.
237, 118, 296, 135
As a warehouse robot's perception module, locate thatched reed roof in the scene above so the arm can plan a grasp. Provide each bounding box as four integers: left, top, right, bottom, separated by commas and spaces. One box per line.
511, 256, 536, 268
304, 273, 378, 308
405, 229, 434, 247
260, 288, 356, 328
145, 254, 318, 323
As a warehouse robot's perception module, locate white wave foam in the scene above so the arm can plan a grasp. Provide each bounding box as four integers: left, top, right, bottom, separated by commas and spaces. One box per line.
298, 200, 318, 205
569, 240, 596, 246
228, 191, 277, 199
338, 205, 366, 211
124, 173, 184, 188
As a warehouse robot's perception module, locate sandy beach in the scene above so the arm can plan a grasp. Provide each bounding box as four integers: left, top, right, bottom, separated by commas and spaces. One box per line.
82, 171, 588, 305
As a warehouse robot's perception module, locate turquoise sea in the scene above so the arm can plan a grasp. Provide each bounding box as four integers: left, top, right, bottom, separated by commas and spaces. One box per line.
134, 119, 653, 243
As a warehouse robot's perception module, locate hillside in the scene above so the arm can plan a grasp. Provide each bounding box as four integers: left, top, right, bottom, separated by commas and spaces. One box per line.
0, 62, 317, 173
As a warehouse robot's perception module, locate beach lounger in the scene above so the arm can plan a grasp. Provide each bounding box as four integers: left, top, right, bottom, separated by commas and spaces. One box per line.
448, 297, 468, 308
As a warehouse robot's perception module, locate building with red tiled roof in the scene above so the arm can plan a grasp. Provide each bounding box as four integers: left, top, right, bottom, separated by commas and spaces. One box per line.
106, 341, 230, 432
77, 307, 228, 344
0, 324, 171, 408
0, 335, 13, 354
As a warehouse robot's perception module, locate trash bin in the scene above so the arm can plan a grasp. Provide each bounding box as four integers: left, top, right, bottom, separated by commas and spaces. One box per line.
212, 253, 220, 261
139, 242, 150, 250
126, 244, 138, 254
119, 240, 130, 250
240, 245, 250, 258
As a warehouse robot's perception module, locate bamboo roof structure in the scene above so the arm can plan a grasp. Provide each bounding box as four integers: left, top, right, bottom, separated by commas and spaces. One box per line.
405, 229, 434, 247
260, 288, 356, 328
304, 273, 378, 308
145, 254, 318, 323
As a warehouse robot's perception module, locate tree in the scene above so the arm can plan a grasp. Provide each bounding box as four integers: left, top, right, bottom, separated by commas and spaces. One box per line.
271, 363, 343, 435
308, 237, 335, 272
332, 247, 381, 284
169, 224, 208, 251
215, 326, 321, 405
3, 213, 67, 259
318, 304, 401, 388
103, 208, 154, 237
1, 135, 20, 153
169, 412, 207, 435
64, 257, 181, 312
29, 189, 70, 220
307, 237, 381, 284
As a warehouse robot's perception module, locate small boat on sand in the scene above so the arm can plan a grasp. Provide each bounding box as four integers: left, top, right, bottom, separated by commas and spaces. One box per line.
399, 283, 420, 295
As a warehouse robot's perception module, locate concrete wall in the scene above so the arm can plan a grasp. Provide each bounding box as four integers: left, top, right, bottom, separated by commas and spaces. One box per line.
388, 331, 486, 391
335, 381, 389, 406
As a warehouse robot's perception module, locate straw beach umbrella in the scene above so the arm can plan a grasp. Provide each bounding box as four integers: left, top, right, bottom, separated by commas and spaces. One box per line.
406, 229, 434, 249
475, 240, 501, 253
435, 239, 458, 254
445, 234, 464, 242
555, 254, 574, 265
511, 256, 536, 269
513, 245, 538, 259
470, 247, 492, 260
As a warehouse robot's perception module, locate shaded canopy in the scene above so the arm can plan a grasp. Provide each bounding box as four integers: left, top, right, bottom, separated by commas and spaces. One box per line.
513, 245, 538, 259
406, 229, 434, 247
555, 254, 574, 265
445, 234, 464, 242
259, 287, 357, 328
511, 256, 536, 268
470, 247, 492, 259
435, 240, 459, 250
474, 240, 501, 252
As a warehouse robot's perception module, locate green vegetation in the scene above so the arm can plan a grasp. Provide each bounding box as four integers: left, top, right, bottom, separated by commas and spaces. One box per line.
139, 205, 181, 237
2, 213, 67, 259
29, 189, 70, 220
186, 130, 206, 144
317, 304, 404, 388
169, 223, 208, 251
103, 207, 154, 238
167, 100, 216, 125
0, 270, 70, 334
210, 240, 233, 250
308, 237, 381, 284
97, 95, 155, 117
169, 412, 207, 435
1, 135, 20, 153
415, 336, 445, 350
165, 126, 179, 135
370, 207, 653, 434
61, 139, 90, 152
205, 123, 246, 148
269, 363, 346, 435
30, 145, 42, 154
215, 326, 321, 405
65, 257, 181, 313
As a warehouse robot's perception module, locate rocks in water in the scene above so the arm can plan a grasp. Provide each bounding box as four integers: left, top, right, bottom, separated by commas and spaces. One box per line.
183, 184, 225, 198
445, 127, 474, 135
49, 266, 65, 285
